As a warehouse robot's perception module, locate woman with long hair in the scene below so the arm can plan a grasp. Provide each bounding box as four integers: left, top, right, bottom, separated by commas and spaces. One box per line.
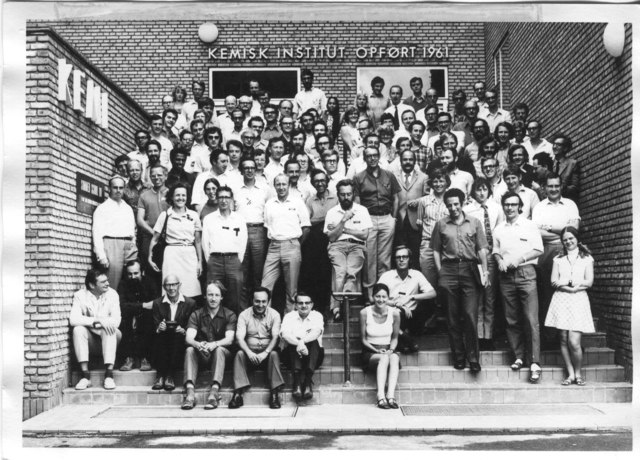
354, 92, 374, 125
199, 178, 221, 222
323, 96, 342, 141
545, 227, 595, 386
359, 283, 401, 409
148, 183, 203, 299
340, 105, 363, 163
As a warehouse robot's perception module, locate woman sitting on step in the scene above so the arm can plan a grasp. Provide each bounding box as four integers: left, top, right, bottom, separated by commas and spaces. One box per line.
544, 227, 595, 386
359, 283, 401, 409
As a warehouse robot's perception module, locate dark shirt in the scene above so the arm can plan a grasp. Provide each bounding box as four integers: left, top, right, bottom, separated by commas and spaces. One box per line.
519, 164, 536, 189
117, 276, 157, 316
152, 295, 197, 329
353, 167, 400, 216
430, 212, 488, 262
123, 181, 148, 208
187, 306, 237, 343
427, 155, 477, 179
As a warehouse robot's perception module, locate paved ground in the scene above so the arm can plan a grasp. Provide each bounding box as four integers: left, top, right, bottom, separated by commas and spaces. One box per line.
23, 430, 633, 450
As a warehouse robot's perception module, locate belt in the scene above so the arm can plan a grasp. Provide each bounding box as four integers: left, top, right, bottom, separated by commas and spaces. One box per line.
247, 223, 264, 227
103, 236, 133, 240
271, 238, 298, 243
369, 212, 391, 217
210, 252, 237, 257
167, 243, 193, 247
338, 238, 364, 246
442, 258, 475, 264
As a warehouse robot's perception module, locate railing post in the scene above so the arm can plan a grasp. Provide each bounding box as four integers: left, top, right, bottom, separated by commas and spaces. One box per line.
332, 291, 361, 386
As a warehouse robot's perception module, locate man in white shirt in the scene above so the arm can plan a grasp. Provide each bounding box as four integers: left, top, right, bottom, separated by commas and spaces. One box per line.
522, 120, 553, 159
181, 80, 206, 127
321, 150, 346, 195
218, 95, 237, 140
324, 178, 372, 320
425, 112, 466, 156
493, 191, 544, 383
263, 137, 286, 187
293, 68, 327, 119
70, 268, 122, 390
236, 157, 270, 309
186, 119, 209, 174
280, 292, 324, 401
378, 245, 436, 353
149, 114, 174, 169
262, 174, 311, 313
502, 165, 540, 219
202, 186, 248, 313
92, 176, 138, 290
384, 85, 414, 132
479, 89, 512, 132
191, 149, 235, 211
128, 129, 150, 170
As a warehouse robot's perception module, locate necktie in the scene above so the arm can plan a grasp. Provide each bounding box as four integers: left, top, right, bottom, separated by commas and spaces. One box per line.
554, 160, 560, 174
405, 173, 411, 188
482, 204, 493, 250
393, 106, 399, 130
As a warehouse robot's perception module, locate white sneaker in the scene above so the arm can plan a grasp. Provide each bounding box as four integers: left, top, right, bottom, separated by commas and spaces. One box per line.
103, 377, 116, 390
75, 378, 92, 390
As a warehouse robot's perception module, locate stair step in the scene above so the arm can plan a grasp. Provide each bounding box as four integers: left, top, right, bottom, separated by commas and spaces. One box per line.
62, 381, 633, 406
71, 363, 625, 389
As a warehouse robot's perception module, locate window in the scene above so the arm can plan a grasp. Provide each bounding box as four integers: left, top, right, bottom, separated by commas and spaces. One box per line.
208, 67, 300, 105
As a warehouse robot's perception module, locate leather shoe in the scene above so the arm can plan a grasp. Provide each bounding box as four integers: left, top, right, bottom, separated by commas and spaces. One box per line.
469, 362, 482, 373
151, 375, 165, 390
453, 360, 466, 370
228, 392, 244, 409
164, 376, 175, 391
302, 376, 314, 400
181, 387, 196, 410
269, 391, 281, 409
292, 385, 302, 400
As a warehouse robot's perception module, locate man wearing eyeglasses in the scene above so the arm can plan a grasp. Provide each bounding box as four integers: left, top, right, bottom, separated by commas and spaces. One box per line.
450, 89, 468, 125
353, 146, 401, 302
321, 150, 346, 195
128, 129, 150, 171
261, 104, 282, 142
522, 120, 553, 158
378, 245, 436, 353
493, 191, 543, 383
202, 186, 247, 313
549, 132, 580, 203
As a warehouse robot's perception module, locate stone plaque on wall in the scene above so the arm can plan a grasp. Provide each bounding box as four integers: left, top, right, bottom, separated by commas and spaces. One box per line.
76, 172, 107, 215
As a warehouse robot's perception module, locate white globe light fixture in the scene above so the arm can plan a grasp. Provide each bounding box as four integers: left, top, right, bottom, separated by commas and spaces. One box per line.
603, 23, 625, 58
198, 23, 219, 44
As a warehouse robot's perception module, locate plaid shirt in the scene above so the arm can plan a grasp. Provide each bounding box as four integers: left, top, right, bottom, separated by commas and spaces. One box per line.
411, 144, 433, 174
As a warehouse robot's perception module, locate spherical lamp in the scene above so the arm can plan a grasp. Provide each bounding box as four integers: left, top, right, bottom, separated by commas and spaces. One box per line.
198, 23, 219, 44
603, 23, 625, 58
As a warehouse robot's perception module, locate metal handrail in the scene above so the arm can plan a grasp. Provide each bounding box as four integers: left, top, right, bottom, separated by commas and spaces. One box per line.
331, 291, 362, 386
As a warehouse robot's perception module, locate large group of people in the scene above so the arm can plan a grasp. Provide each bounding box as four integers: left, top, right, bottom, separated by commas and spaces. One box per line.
71, 68, 595, 410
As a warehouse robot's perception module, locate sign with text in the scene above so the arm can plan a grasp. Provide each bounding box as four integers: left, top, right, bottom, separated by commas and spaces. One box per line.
58, 58, 109, 128
76, 172, 107, 215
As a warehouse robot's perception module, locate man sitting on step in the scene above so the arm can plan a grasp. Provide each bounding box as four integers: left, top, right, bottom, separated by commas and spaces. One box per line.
117, 260, 156, 372
280, 292, 325, 402
229, 287, 285, 409
182, 282, 237, 410
70, 267, 122, 391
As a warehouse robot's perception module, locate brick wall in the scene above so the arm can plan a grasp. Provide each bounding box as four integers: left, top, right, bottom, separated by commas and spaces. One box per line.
485, 23, 633, 377
31, 20, 486, 115
24, 27, 149, 420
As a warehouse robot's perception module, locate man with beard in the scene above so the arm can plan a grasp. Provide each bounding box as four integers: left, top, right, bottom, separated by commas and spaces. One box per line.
324, 178, 372, 320
394, 150, 429, 269
441, 148, 474, 197
431, 188, 489, 372
450, 89, 468, 125
464, 119, 491, 163
117, 261, 156, 372
149, 114, 174, 169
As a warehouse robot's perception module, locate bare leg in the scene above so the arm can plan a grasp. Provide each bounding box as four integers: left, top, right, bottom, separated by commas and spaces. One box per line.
559, 330, 575, 380
568, 331, 583, 379
376, 354, 390, 400
386, 353, 400, 400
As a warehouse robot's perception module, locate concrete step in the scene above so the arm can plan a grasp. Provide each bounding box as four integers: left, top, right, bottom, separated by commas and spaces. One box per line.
320, 332, 608, 350
62, 381, 633, 406
71, 363, 625, 390
322, 347, 615, 367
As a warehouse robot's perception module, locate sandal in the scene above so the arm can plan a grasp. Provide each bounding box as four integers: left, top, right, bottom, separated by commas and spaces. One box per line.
561, 378, 575, 386
574, 377, 586, 386
377, 398, 390, 409
511, 359, 523, 371
387, 398, 399, 409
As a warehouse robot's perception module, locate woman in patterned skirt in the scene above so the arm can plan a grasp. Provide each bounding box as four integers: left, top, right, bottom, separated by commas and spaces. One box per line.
545, 226, 595, 386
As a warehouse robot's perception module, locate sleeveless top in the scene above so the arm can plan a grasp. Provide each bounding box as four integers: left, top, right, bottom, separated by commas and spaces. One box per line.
365, 306, 393, 346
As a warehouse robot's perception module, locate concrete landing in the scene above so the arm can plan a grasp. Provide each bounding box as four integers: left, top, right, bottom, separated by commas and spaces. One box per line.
23, 402, 633, 435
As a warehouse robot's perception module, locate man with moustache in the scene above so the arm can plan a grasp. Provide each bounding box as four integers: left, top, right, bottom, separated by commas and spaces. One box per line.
440, 148, 474, 198
324, 178, 372, 320
394, 149, 429, 269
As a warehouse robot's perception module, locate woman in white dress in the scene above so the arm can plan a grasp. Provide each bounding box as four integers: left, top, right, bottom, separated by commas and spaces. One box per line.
148, 183, 203, 299
545, 226, 595, 386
